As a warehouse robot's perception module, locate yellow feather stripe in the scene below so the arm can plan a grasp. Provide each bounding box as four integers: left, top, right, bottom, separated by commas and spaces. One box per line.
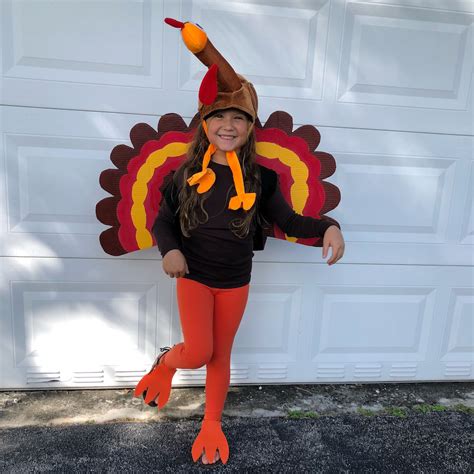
131, 142, 188, 249
256, 142, 309, 213
256, 142, 310, 243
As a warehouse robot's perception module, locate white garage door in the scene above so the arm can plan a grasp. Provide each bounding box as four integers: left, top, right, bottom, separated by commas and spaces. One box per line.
1, 0, 473, 389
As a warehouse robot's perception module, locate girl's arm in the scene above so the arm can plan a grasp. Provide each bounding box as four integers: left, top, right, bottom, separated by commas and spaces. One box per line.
262, 175, 345, 265
263, 177, 341, 239
152, 198, 190, 278
152, 197, 182, 257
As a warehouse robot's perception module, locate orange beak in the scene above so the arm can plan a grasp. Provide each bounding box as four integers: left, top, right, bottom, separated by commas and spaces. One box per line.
164, 17, 208, 54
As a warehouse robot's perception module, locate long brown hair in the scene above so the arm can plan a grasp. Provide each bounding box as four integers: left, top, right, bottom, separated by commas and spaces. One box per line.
173, 120, 268, 239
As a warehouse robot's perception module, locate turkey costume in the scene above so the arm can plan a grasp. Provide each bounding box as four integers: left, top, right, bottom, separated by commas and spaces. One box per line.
96, 18, 341, 465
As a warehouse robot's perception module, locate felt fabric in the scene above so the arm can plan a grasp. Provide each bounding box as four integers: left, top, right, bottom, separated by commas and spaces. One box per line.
187, 141, 218, 193
199, 64, 219, 105
199, 76, 258, 123
187, 117, 256, 211
133, 355, 176, 409
192, 420, 230, 464
225, 149, 257, 210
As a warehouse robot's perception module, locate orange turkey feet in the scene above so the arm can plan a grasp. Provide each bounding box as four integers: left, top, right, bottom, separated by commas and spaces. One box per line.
191, 420, 230, 465
134, 349, 176, 409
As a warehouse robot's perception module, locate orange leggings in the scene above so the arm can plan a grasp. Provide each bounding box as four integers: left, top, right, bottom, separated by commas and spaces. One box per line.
163, 277, 250, 421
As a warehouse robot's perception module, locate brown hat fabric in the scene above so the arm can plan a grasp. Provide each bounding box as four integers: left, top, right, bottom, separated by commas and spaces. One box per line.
199, 75, 258, 122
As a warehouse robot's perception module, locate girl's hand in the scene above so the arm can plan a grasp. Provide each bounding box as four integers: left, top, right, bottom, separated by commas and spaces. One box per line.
322, 225, 345, 266
162, 249, 189, 278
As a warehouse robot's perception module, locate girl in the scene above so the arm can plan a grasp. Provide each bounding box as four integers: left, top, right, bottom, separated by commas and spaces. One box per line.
134, 18, 345, 466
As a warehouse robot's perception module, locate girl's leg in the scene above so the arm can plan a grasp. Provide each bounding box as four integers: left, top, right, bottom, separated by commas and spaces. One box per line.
204, 284, 250, 421
191, 283, 250, 465
163, 278, 215, 370
135, 278, 215, 407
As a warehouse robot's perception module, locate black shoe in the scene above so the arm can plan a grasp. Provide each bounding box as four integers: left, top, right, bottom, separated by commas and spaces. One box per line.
142, 346, 173, 407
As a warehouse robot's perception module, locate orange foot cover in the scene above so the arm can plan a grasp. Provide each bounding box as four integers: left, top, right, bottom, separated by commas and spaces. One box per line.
191, 420, 230, 464
133, 363, 176, 409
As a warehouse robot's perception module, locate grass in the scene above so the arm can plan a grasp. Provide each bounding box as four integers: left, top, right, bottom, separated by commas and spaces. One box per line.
453, 404, 474, 415
384, 406, 407, 418
413, 403, 473, 415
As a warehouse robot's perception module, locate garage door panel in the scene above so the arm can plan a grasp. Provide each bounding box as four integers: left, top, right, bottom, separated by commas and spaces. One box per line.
334, 152, 456, 243
317, 126, 472, 248
5, 134, 108, 236
315, 287, 434, 356
2, 0, 164, 88
242, 263, 473, 383
217, 284, 303, 360
179, 0, 328, 100
173, 265, 319, 384
440, 287, 473, 377
1, 106, 162, 258
0, 257, 171, 389
10, 281, 156, 368
1, 0, 182, 117
337, 1, 473, 111
460, 163, 474, 245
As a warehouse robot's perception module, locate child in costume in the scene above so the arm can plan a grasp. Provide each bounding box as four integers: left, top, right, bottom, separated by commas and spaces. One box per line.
133, 19, 345, 465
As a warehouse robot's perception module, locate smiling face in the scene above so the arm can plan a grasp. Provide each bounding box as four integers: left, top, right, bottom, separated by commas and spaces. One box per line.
205, 108, 252, 154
